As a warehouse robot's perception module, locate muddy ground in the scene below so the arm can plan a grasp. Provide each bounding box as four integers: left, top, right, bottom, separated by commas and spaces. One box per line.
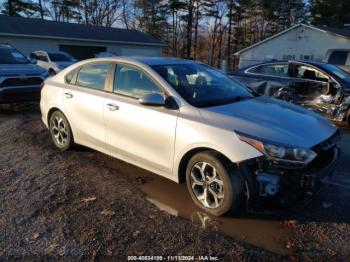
0, 103, 349, 261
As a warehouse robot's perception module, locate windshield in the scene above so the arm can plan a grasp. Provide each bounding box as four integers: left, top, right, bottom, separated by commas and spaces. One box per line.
320, 63, 350, 84
152, 63, 253, 107
48, 53, 74, 62
0, 46, 29, 64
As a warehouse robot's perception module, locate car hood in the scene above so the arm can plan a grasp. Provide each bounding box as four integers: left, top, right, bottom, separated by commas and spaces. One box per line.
199, 96, 337, 148
0, 64, 46, 76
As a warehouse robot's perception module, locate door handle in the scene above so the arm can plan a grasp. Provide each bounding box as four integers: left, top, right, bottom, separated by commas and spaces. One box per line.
64, 92, 73, 99
107, 103, 119, 111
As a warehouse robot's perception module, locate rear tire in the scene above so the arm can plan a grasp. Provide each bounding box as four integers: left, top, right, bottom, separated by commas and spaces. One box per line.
185, 151, 244, 217
49, 111, 74, 151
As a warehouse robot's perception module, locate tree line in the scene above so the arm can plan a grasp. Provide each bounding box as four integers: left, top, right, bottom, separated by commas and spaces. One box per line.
2, 0, 350, 69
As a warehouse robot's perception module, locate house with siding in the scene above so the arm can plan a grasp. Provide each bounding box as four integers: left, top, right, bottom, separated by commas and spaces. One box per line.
235, 24, 350, 68
0, 15, 163, 60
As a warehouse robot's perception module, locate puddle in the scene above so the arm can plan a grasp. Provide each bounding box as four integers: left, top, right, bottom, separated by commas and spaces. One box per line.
106, 160, 293, 255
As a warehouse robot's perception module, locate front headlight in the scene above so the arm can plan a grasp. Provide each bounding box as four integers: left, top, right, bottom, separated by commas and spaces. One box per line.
238, 134, 317, 165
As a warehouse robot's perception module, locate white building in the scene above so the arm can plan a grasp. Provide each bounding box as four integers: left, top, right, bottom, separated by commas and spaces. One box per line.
235, 24, 350, 68
0, 15, 163, 60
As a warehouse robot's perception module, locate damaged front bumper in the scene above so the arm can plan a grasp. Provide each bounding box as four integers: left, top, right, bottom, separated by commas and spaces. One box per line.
238, 134, 340, 209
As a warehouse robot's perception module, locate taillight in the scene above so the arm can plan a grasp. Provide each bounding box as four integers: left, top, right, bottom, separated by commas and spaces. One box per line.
40, 82, 45, 90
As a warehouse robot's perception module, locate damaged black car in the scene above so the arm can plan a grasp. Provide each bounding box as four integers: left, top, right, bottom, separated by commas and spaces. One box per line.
230, 61, 350, 125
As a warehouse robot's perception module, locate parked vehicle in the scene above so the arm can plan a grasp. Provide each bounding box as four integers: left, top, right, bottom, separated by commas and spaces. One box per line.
29, 51, 77, 75
324, 49, 350, 73
41, 57, 339, 216
94, 51, 118, 58
0, 43, 49, 103
230, 60, 350, 125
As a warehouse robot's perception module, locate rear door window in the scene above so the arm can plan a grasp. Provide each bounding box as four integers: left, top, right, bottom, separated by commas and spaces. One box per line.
75, 63, 110, 91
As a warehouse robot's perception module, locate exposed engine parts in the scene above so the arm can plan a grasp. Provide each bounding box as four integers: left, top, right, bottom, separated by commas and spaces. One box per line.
246, 81, 350, 123
230, 61, 350, 125
256, 173, 280, 196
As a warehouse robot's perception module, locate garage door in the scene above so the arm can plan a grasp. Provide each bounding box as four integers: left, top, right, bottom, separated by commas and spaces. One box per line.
121, 48, 158, 56
59, 45, 107, 60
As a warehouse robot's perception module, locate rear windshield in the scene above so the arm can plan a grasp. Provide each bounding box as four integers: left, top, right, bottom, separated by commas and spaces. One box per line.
0, 46, 29, 64
48, 53, 74, 62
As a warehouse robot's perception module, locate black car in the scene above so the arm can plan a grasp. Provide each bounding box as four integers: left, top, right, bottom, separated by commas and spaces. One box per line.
0, 43, 49, 103
230, 61, 350, 125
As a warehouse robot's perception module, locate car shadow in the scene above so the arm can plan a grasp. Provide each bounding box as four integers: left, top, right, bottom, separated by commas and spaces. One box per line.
0, 102, 39, 115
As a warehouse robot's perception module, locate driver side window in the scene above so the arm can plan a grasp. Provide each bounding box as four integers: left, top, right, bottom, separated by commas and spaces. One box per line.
114, 64, 164, 99
294, 65, 329, 82
36, 53, 48, 62
37, 54, 49, 62
30, 53, 38, 60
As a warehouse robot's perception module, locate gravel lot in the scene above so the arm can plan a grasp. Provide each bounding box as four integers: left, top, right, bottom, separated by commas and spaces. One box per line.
0, 103, 349, 261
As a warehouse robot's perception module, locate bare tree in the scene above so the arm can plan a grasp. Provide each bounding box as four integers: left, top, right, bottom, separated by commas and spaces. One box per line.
77, 0, 122, 27
38, 0, 44, 18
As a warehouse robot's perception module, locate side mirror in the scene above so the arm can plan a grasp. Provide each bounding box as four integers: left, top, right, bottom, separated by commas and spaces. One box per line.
139, 93, 165, 106
30, 58, 37, 64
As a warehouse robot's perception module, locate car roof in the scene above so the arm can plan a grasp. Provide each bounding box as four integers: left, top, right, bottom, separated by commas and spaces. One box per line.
243, 60, 330, 69
116, 56, 199, 66
48, 51, 68, 54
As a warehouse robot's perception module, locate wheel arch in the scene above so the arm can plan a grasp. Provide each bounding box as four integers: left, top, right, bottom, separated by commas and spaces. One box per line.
47, 107, 75, 140
47, 106, 65, 124
177, 147, 236, 184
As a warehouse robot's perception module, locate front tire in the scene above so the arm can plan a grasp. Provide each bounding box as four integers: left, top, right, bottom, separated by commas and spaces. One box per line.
49, 111, 74, 151
185, 151, 244, 216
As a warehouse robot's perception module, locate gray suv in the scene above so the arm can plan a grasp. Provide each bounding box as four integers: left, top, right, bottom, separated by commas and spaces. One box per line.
0, 43, 49, 103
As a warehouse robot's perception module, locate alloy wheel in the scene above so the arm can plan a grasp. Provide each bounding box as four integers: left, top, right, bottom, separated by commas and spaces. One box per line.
190, 162, 225, 208
51, 116, 69, 146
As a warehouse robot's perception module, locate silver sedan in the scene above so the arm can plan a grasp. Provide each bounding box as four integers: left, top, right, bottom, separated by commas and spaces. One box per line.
40, 57, 339, 216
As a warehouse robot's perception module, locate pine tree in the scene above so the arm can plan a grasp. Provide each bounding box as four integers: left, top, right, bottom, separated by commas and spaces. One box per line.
310, 0, 350, 27
2, 0, 41, 17
134, 0, 169, 40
